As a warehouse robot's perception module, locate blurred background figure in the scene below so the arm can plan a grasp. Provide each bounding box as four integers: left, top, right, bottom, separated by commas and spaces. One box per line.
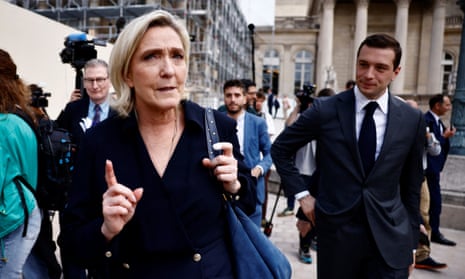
345, 79, 356, 90
405, 99, 448, 271
0, 48, 41, 278
424, 94, 456, 247
223, 79, 272, 228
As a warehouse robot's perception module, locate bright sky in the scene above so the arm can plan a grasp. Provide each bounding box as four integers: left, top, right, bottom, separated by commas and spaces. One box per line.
238, 0, 275, 27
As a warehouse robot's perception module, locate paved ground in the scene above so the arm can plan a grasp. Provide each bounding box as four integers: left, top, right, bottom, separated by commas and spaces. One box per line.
265, 192, 465, 279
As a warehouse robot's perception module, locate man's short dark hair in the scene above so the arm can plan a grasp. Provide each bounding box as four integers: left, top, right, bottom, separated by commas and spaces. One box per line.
241, 79, 256, 92
429, 94, 446, 109
318, 88, 336, 97
357, 33, 402, 69
223, 79, 245, 94
256, 92, 266, 100
345, 80, 356, 89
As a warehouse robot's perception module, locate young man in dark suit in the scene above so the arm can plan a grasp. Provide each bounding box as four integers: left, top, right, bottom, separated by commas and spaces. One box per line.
271, 34, 425, 278
424, 94, 456, 246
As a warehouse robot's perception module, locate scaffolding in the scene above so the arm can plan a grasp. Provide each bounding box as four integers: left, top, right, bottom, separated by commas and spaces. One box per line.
10, 0, 253, 106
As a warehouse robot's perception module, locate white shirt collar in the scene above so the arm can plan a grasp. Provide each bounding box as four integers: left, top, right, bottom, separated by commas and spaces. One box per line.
354, 86, 389, 114
235, 110, 246, 155
429, 110, 441, 123
91, 100, 109, 111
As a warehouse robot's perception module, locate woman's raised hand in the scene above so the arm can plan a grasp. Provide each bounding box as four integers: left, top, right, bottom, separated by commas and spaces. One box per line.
101, 160, 143, 241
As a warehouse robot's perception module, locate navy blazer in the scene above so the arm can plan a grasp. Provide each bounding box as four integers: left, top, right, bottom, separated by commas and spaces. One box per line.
271, 90, 425, 269
241, 112, 272, 204
56, 97, 117, 147
60, 101, 255, 278
424, 111, 450, 173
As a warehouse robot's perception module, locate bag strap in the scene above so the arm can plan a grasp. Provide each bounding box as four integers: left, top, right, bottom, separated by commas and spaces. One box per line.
10, 108, 40, 140
204, 107, 221, 160
205, 108, 242, 209
12, 175, 37, 237
205, 108, 232, 202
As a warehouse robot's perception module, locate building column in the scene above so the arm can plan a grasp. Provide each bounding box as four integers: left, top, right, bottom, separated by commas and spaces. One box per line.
427, 0, 448, 95
317, 0, 336, 90
282, 44, 293, 97
450, 0, 465, 155
391, 0, 411, 95
353, 0, 370, 79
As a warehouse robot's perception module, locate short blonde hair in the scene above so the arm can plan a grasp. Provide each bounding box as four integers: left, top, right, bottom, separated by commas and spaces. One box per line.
110, 10, 190, 117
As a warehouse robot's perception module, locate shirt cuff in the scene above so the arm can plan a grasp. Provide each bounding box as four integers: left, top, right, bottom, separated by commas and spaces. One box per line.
255, 165, 264, 176
295, 190, 310, 200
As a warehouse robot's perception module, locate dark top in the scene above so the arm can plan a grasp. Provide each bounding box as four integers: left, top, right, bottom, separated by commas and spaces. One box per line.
60, 100, 255, 278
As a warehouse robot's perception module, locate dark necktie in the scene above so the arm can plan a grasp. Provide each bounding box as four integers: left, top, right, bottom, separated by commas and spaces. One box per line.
358, 102, 378, 175
91, 104, 101, 127
438, 119, 444, 135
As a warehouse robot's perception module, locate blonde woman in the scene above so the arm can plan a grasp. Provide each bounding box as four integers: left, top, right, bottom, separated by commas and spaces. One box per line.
60, 10, 255, 278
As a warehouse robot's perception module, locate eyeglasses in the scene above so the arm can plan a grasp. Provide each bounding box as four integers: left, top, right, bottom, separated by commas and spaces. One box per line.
83, 77, 108, 85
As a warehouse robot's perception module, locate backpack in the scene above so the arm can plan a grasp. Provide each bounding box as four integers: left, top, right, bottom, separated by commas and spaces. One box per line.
12, 109, 75, 211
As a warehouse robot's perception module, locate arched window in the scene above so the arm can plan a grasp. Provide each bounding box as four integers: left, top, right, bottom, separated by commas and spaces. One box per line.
294, 50, 314, 93
262, 49, 280, 94
441, 51, 455, 95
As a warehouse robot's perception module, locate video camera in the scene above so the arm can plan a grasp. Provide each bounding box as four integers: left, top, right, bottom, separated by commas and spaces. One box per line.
60, 33, 106, 93
295, 83, 316, 113
30, 84, 51, 109
60, 33, 106, 70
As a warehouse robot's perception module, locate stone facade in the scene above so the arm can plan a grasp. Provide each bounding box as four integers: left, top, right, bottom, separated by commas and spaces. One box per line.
254, 0, 463, 104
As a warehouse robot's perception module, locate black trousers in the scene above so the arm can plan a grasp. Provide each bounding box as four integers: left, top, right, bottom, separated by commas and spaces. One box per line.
316, 216, 409, 279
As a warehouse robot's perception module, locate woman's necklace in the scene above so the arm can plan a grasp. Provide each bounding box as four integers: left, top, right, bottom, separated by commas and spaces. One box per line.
135, 108, 178, 157
168, 110, 178, 157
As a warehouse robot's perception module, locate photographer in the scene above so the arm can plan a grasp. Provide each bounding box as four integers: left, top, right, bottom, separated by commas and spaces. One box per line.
21, 84, 63, 279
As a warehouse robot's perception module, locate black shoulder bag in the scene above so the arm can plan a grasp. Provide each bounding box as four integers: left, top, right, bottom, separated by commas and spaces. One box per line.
204, 107, 292, 279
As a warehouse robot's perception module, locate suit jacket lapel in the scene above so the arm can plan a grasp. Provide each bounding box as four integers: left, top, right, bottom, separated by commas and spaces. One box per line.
80, 97, 90, 118
336, 91, 364, 174
242, 112, 249, 153
374, 94, 403, 172
425, 111, 439, 135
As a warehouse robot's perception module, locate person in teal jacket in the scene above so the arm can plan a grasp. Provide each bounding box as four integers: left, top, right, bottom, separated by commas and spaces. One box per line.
0, 48, 41, 278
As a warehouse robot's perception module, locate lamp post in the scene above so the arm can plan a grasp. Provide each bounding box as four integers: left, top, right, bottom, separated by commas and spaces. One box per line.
248, 23, 256, 82
450, 0, 465, 155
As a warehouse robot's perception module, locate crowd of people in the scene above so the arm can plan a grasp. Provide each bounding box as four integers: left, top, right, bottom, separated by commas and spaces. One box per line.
0, 9, 460, 279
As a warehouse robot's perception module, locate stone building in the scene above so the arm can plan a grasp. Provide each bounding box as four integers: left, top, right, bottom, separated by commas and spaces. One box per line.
255, 0, 463, 104
6, 0, 465, 104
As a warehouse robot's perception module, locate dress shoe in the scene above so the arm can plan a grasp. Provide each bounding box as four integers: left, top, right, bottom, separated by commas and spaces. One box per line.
431, 233, 456, 246
277, 207, 294, 217
415, 257, 447, 270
